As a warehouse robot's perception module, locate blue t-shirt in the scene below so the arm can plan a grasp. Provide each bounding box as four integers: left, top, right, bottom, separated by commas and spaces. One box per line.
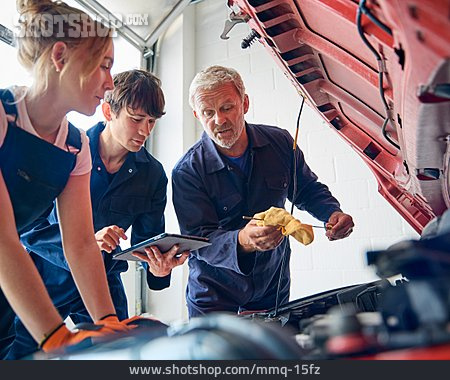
222, 148, 251, 177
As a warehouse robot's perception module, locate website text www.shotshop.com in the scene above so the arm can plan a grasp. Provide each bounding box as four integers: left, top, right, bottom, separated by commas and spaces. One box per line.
129, 363, 321, 377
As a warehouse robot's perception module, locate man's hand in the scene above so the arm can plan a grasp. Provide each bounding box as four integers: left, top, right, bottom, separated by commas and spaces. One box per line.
131, 245, 189, 277
238, 219, 284, 253
95, 225, 127, 252
325, 211, 354, 241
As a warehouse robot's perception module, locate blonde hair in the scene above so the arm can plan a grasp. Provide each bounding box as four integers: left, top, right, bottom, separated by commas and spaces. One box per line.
189, 65, 246, 109
16, 0, 113, 98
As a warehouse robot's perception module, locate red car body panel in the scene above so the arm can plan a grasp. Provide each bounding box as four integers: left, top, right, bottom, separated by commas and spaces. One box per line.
227, 0, 450, 233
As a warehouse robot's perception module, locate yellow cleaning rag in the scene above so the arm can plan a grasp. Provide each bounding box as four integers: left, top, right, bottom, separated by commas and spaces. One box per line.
253, 206, 314, 245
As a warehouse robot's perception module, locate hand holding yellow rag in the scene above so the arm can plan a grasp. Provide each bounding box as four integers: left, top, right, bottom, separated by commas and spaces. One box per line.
253, 207, 314, 245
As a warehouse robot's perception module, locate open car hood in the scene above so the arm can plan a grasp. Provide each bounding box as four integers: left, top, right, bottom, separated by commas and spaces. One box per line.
224, 0, 450, 233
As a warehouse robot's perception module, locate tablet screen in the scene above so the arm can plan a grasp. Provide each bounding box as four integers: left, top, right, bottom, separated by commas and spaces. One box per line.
112, 233, 211, 262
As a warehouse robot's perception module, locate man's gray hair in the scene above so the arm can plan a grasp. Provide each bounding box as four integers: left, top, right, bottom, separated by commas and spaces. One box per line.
189, 65, 246, 109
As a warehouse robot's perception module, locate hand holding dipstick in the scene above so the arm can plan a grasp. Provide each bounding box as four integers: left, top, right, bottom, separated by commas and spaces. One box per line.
242, 216, 331, 230
243, 206, 339, 246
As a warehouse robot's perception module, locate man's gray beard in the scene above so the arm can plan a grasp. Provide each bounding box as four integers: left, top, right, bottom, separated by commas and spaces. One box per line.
213, 135, 237, 149
210, 126, 242, 149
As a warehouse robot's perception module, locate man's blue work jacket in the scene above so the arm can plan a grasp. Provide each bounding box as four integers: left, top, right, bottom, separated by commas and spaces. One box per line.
20, 122, 170, 310
172, 123, 342, 317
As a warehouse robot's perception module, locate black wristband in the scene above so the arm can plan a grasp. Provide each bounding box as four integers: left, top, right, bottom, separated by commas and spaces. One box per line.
98, 313, 117, 321
39, 322, 65, 348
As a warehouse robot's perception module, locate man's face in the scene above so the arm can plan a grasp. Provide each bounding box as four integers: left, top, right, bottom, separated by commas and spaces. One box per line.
193, 82, 249, 152
109, 106, 157, 152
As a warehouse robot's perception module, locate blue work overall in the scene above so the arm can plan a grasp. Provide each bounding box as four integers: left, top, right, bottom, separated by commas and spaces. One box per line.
0, 89, 81, 359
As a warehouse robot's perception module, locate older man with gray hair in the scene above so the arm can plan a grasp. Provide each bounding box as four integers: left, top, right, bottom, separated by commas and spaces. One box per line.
172, 65, 354, 317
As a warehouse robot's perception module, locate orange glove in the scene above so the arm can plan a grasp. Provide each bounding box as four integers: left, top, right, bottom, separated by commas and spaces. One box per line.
122, 315, 167, 329
40, 322, 113, 353
97, 314, 135, 333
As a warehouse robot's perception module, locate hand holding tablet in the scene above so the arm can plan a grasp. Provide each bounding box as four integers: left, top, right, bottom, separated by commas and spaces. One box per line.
131, 245, 189, 276
113, 233, 211, 262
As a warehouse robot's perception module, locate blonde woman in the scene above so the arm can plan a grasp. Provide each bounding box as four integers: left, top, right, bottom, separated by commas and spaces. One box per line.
0, 0, 132, 357
9, 70, 189, 359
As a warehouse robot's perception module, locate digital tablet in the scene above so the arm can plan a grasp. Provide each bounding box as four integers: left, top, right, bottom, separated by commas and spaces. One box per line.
112, 233, 211, 262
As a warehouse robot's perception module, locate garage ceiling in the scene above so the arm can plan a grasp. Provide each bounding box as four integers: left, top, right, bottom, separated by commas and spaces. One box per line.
73, 0, 199, 54
1, 0, 202, 54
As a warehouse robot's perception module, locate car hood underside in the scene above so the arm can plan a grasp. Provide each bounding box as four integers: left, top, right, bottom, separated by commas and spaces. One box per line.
226, 0, 450, 233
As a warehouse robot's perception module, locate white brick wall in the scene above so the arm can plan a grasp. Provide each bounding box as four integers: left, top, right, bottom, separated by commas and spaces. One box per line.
191, 0, 418, 300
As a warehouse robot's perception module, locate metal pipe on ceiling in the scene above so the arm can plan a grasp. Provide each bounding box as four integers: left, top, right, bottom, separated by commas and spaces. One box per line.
143, 0, 192, 50
0, 24, 15, 47
74, 0, 147, 51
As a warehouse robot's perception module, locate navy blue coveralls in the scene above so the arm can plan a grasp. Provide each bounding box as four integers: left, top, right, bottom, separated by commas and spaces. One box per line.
172, 123, 342, 317
8, 121, 170, 359
0, 89, 82, 359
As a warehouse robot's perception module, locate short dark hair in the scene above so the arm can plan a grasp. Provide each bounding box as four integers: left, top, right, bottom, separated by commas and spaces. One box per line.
104, 69, 165, 118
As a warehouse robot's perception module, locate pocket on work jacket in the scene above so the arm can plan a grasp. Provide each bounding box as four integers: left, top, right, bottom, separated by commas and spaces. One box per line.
264, 176, 289, 200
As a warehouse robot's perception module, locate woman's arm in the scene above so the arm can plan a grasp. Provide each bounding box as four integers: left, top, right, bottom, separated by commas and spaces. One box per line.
0, 171, 63, 342
56, 172, 116, 321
